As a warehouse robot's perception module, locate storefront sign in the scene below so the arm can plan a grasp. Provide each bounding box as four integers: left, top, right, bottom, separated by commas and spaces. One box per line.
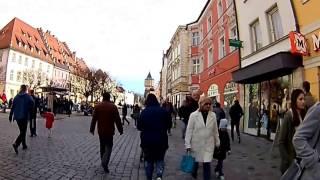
289, 31, 308, 56
224, 82, 238, 94
229, 39, 243, 48
208, 84, 219, 97
312, 32, 320, 51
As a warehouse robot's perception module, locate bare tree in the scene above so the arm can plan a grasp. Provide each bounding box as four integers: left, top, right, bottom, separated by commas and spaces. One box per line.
23, 69, 46, 90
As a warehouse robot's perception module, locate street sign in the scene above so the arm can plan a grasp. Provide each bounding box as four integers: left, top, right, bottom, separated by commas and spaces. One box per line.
229, 39, 242, 48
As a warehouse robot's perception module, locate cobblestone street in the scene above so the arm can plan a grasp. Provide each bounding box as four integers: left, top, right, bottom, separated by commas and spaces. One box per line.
0, 112, 281, 180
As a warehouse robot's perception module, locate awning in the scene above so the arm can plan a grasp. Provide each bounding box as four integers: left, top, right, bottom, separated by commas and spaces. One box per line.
232, 52, 302, 84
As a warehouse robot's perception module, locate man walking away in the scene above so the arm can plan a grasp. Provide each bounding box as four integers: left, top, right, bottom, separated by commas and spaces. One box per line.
229, 100, 243, 143
122, 103, 129, 125
303, 81, 316, 111
29, 90, 39, 137
90, 92, 123, 173
9, 85, 34, 154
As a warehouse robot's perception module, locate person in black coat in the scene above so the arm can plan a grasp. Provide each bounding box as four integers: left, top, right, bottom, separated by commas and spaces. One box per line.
229, 100, 244, 143
213, 102, 226, 127
29, 90, 39, 137
122, 103, 129, 125
214, 115, 231, 179
137, 94, 171, 180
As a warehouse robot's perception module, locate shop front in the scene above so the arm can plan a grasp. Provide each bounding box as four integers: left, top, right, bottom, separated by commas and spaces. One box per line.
207, 84, 219, 105
232, 52, 303, 139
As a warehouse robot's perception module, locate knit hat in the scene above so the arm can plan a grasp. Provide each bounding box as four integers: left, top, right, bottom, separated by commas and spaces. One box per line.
219, 118, 228, 129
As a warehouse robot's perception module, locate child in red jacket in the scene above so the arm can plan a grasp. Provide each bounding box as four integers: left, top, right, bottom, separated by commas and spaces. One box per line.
43, 108, 55, 138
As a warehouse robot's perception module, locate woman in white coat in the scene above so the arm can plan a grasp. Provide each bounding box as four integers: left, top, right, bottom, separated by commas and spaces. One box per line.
185, 96, 220, 180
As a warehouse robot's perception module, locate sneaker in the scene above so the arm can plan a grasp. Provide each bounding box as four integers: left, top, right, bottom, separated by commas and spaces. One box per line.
156, 177, 162, 180
219, 175, 225, 180
12, 144, 18, 154
22, 146, 28, 150
215, 171, 219, 178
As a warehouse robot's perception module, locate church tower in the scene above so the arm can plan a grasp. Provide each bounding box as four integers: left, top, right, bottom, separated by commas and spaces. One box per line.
144, 72, 154, 98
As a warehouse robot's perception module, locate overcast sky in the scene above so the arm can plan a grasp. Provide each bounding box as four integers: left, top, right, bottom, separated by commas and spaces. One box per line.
1, 0, 207, 94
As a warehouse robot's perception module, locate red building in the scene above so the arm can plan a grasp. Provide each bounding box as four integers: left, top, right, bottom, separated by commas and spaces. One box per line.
187, 0, 240, 112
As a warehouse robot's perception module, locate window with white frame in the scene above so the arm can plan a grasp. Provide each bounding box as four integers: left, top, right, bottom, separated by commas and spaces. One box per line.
17, 71, 22, 82
47, 65, 50, 73
268, 6, 284, 42
219, 36, 226, 59
12, 53, 16, 62
208, 16, 212, 30
251, 20, 263, 51
208, 47, 213, 66
192, 59, 200, 74
23, 72, 27, 83
24, 57, 28, 66
192, 32, 200, 46
218, 0, 223, 19
229, 26, 237, 52
18, 55, 22, 64
32, 59, 35, 68
39, 62, 42, 70
10, 70, 14, 81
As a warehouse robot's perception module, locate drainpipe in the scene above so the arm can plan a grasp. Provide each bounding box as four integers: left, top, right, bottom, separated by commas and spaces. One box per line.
290, 0, 300, 32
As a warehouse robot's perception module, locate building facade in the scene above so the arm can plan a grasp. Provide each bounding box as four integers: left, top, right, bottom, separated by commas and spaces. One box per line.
232, 0, 303, 139
291, 0, 320, 100
144, 72, 154, 98
187, 0, 240, 117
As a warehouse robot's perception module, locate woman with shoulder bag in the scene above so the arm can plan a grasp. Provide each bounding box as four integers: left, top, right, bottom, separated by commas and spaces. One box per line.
279, 89, 306, 174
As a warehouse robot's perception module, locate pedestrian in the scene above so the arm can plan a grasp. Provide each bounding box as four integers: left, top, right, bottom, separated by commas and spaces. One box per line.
214, 116, 231, 180
185, 96, 220, 180
137, 94, 172, 180
9, 85, 34, 154
293, 102, 320, 180
132, 104, 141, 127
29, 90, 39, 137
279, 89, 306, 174
212, 102, 226, 127
162, 98, 174, 135
303, 81, 316, 111
122, 103, 129, 125
43, 108, 55, 138
90, 92, 123, 173
229, 100, 244, 143
178, 97, 191, 139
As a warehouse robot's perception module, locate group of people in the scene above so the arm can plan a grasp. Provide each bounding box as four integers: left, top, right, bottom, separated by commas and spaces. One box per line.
90, 89, 243, 180
278, 81, 320, 179
9, 85, 55, 154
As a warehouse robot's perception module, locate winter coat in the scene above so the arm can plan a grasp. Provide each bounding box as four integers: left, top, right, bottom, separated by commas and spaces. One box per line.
9, 93, 34, 121
213, 107, 226, 127
185, 110, 220, 162
293, 103, 320, 180
278, 110, 296, 174
304, 92, 316, 111
229, 104, 243, 122
90, 101, 123, 137
138, 105, 171, 151
215, 130, 230, 160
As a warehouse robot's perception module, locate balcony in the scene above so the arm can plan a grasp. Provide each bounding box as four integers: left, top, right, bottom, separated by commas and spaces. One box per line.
171, 76, 188, 89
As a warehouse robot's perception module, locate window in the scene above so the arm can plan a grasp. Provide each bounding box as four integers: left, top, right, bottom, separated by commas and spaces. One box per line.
39, 62, 42, 70
24, 57, 28, 66
219, 36, 226, 59
18, 55, 22, 64
32, 59, 35, 68
268, 6, 283, 42
17, 71, 22, 82
208, 16, 212, 30
10, 89, 14, 98
12, 53, 16, 62
192, 32, 200, 46
47, 65, 50, 73
192, 59, 200, 74
23, 72, 27, 83
229, 26, 237, 52
218, 0, 223, 19
251, 20, 263, 51
10, 70, 14, 80
208, 48, 213, 66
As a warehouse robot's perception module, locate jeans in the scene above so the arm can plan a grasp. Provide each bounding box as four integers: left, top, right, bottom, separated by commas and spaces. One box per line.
29, 117, 37, 136
145, 160, 164, 180
193, 162, 211, 180
231, 120, 240, 141
99, 136, 113, 169
215, 159, 224, 176
15, 120, 28, 147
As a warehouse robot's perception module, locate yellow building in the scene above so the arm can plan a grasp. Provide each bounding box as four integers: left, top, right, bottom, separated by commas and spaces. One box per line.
292, 0, 320, 99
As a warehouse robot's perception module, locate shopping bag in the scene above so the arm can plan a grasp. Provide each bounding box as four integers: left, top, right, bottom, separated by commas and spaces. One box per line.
180, 154, 195, 173
280, 159, 303, 180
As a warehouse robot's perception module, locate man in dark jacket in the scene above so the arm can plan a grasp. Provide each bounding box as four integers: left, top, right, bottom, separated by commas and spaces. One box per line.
122, 103, 129, 125
9, 85, 34, 154
213, 102, 226, 127
29, 90, 39, 137
229, 100, 243, 143
90, 92, 123, 173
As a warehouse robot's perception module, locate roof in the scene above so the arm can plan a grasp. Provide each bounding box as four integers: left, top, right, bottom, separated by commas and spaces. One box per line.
146, 72, 153, 80
0, 17, 53, 64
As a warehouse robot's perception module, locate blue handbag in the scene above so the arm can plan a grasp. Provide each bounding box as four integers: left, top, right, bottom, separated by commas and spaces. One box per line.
180, 153, 195, 173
